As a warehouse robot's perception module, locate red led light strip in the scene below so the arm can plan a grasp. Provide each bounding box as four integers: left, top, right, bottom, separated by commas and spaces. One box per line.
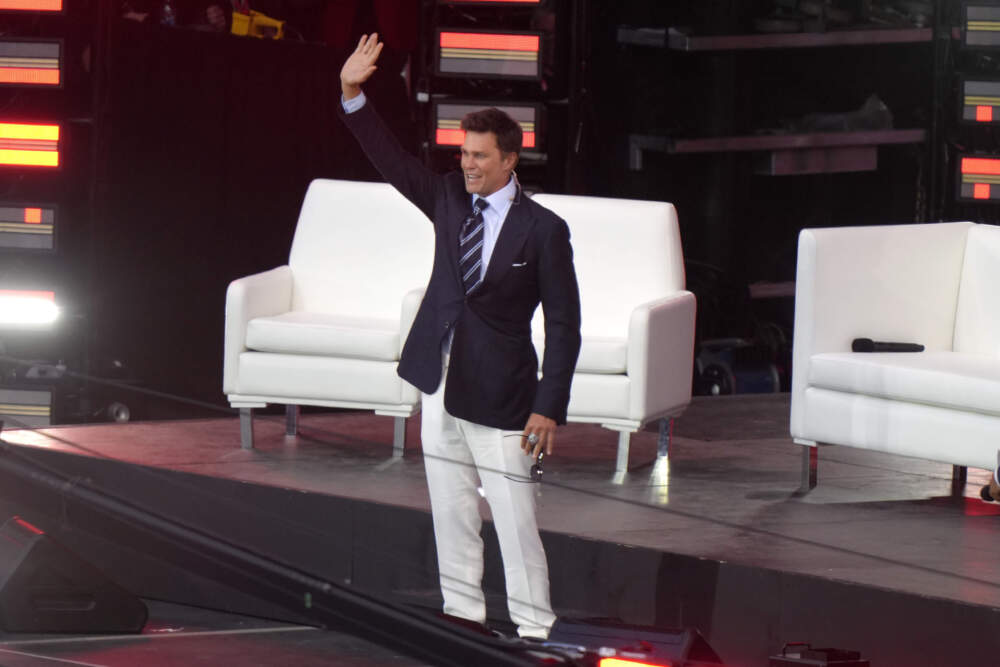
435, 128, 536, 149
0, 122, 59, 167
440, 32, 539, 52
0, 67, 59, 85
0, 0, 62, 10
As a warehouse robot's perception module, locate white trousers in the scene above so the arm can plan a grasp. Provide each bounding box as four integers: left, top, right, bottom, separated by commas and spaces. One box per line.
420, 357, 556, 639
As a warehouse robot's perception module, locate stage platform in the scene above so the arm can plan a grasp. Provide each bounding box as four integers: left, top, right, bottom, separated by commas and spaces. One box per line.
1, 393, 998, 666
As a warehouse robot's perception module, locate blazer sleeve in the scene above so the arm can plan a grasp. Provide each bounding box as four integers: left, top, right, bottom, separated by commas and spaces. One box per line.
532, 218, 582, 424
338, 99, 442, 221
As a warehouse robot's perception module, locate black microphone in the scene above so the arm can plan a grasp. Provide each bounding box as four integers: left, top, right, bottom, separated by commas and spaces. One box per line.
851, 338, 924, 353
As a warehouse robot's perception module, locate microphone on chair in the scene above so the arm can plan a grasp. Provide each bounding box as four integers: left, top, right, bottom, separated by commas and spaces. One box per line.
851, 338, 924, 353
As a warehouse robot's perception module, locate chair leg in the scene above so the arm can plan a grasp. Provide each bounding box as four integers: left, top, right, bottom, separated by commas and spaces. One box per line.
951, 465, 967, 496
800, 445, 817, 492
240, 408, 254, 450
657, 418, 673, 458
392, 416, 406, 459
285, 405, 300, 436
615, 431, 631, 473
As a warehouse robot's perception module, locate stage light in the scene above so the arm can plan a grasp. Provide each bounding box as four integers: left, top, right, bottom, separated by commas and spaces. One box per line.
965, 4, 1000, 48
0, 290, 59, 328
0, 203, 55, 251
0, 39, 61, 87
433, 100, 541, 149
436, 30, 542, 80
0, 122, 60, 167
0, 0, 62, 11
0, 387, 52, 428
957, 154, 1000, 202
960, 78, 1000, 123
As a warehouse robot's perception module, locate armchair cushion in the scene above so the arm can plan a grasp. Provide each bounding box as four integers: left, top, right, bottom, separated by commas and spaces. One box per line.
809, 351, 1000, 418
246, 312, 400, 361
575, 337, 628, 374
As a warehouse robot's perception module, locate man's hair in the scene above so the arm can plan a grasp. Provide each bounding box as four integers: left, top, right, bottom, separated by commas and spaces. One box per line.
461, 108, 522, 157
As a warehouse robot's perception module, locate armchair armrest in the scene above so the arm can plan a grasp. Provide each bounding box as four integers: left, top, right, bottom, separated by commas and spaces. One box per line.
400, 287, 426, 355
627, 290, 697, 421
223, 266, 293, 395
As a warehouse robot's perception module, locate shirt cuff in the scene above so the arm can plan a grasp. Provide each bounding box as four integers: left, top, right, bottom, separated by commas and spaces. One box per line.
341, 91, 367, 114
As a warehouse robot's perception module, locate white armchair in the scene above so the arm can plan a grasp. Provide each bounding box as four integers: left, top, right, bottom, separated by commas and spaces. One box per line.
224, 179, 433, 453
791, 221, 1000, 489
531, 194, 696, 471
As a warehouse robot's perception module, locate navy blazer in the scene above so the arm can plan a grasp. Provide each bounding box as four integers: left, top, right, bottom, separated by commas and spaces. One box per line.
340, 101, 581, 430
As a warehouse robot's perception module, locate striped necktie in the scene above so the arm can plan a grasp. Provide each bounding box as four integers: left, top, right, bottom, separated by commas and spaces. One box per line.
459, 198, 489, 295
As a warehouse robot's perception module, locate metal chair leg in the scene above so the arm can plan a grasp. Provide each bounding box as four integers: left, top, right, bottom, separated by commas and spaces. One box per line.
657, 418, 673, 458
615, 431, 631, 473
800, 445, 817, 492
392, 416, 406, 459
240, 408, 254, 450
285, 405, 300, 436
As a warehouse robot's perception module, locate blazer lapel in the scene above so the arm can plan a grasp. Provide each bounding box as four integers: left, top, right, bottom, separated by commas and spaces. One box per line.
481, 200, 533, 292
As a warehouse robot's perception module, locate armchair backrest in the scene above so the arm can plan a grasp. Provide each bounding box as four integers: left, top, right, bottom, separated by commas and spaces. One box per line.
954, 223, 1000, 358
531, 194, 685, 338
288, 179, 434, 321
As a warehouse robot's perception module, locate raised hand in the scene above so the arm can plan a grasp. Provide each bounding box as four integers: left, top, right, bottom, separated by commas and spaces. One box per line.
340, 33, 384, 100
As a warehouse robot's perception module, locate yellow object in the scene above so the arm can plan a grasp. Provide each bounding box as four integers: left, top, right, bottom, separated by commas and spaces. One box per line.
230, 10, 284, 40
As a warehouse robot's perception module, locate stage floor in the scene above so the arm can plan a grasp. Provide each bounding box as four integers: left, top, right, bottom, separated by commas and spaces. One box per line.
4, 392, 1000, 616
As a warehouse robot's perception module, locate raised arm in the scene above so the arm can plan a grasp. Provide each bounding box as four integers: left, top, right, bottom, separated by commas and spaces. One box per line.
338, 33, 442, 220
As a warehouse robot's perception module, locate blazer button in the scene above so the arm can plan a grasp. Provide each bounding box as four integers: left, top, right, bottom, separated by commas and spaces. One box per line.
443, 321, 450, 329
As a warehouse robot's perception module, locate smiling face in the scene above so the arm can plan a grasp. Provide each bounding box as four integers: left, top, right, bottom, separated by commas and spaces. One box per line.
460, 130, 518, 197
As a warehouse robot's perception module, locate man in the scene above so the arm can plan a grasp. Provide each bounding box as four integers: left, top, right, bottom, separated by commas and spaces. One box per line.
339, 34, 581, 639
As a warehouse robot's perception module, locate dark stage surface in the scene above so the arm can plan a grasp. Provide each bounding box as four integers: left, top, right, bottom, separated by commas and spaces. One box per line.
2, 393, 999, 666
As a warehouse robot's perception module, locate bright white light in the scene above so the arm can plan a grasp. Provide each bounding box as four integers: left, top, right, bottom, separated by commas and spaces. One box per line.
0, 290, 60, 328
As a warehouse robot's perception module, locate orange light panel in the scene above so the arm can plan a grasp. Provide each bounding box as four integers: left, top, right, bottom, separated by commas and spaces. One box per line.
440, 32, 539, 52
0, 39, 61, 88
436, 128, 465, 146
977, 105, 994, 122
0, 0, 62, 9
975, 182, 991, 199
962, 157, 1000, 175
0, 121, 60, 167
23, 207, 41, 223
0, 149, 58, 167
599, 658, 672, 667
0, 122, 59, 141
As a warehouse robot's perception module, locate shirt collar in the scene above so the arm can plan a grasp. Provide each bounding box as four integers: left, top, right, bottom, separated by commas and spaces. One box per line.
474, 176, 517, 213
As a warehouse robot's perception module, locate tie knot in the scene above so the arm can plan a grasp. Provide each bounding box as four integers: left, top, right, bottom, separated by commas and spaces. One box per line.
473, 198, 489, 215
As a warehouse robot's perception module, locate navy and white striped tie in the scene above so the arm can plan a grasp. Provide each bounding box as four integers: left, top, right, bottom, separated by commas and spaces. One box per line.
459, 198, 489, 295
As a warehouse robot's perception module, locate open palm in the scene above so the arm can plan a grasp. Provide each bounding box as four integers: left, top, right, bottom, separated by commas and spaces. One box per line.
341, 33, 384, 95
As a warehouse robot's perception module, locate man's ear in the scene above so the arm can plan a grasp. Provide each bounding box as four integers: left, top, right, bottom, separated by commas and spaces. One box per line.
502, 151, 519, 172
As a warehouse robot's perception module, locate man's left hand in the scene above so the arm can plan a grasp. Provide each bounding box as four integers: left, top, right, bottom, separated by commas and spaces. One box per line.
522, 413, 556, 460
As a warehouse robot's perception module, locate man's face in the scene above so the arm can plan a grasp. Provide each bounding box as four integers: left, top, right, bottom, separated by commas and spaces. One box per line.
460, 130, 517, 197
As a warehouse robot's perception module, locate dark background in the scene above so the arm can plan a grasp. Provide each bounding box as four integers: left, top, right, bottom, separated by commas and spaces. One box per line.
1, 0, 996, 420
